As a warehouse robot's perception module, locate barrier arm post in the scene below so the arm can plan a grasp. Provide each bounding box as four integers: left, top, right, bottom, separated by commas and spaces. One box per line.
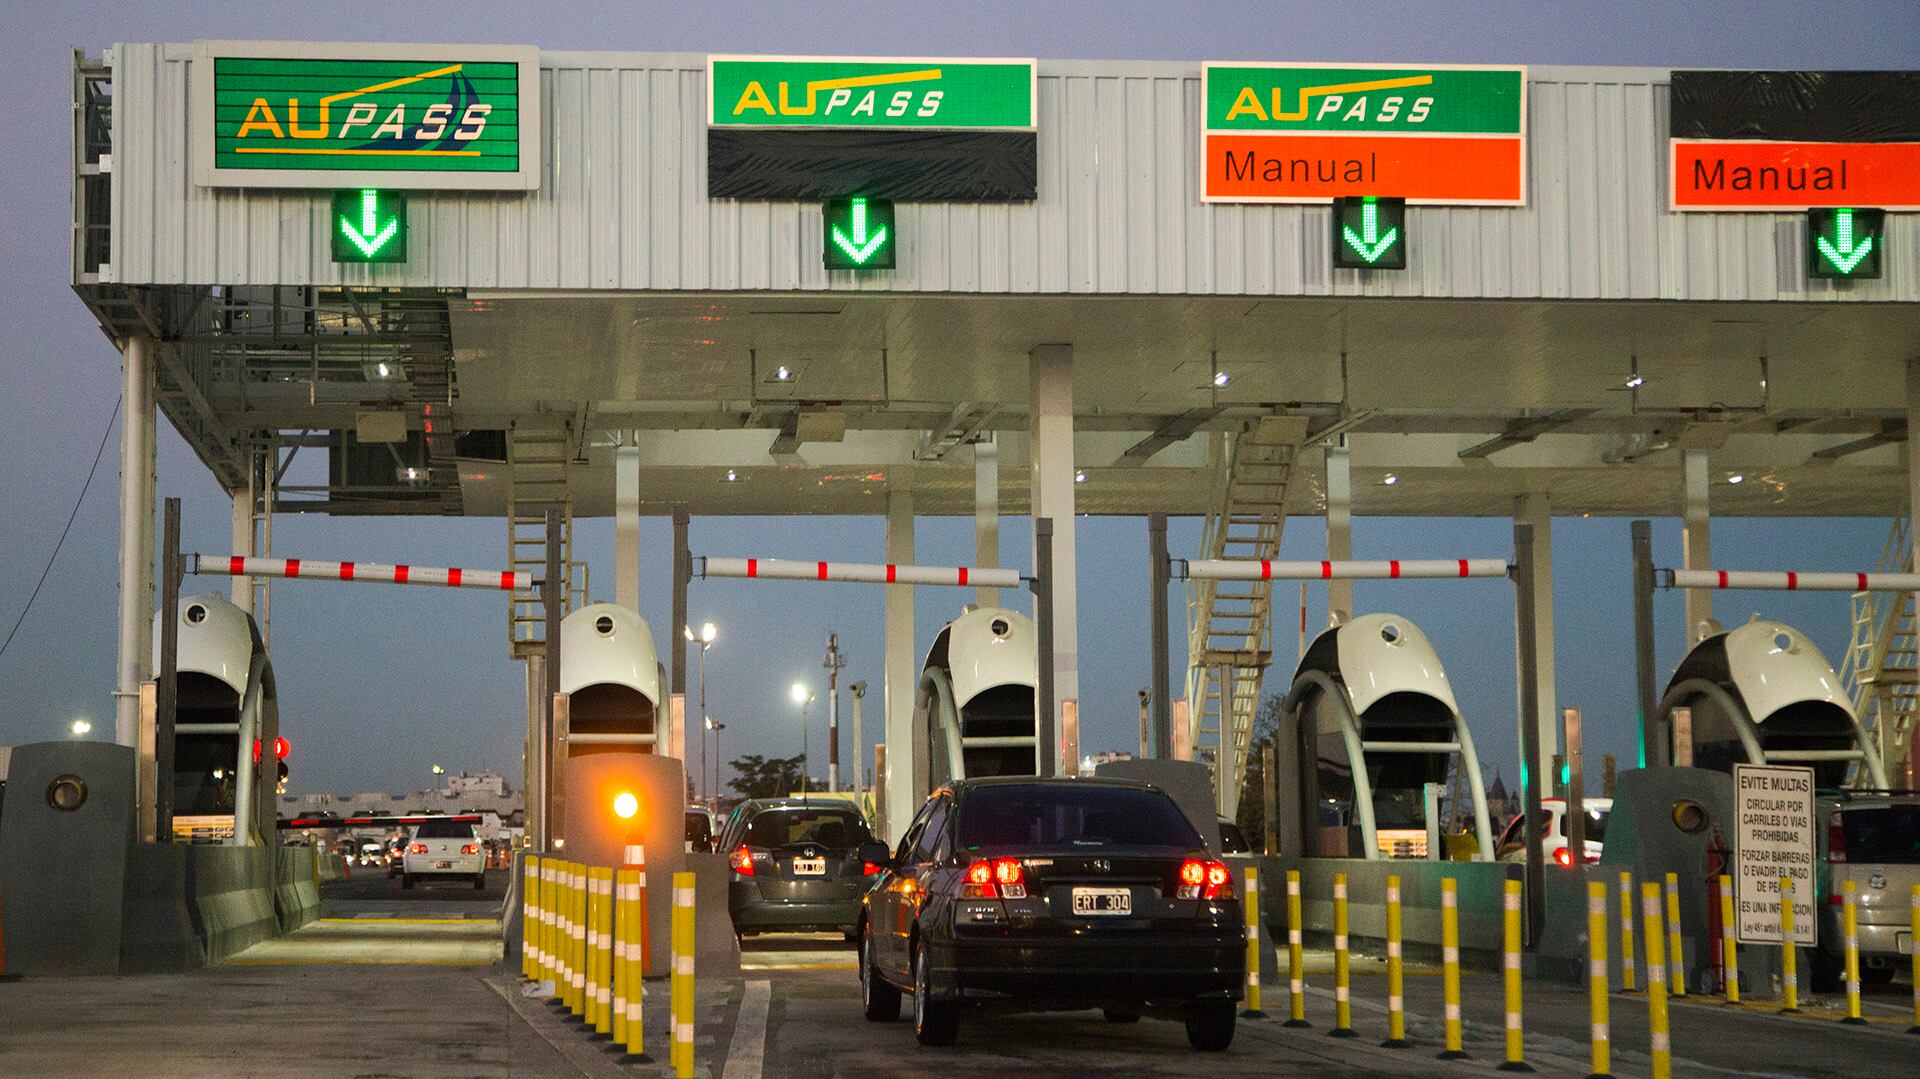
1643, 883, 1673, 1079
1438, 877, 1469, 1060
1499, 877, 1533, 1071
1718, 873, 1740, 1005
1382, 874, 1409, 1049
1284, 870, 1310, 1027
1586, 880, 1613, 1078
1329, 872, 1355, 1037
1241, 866, 1265, 1018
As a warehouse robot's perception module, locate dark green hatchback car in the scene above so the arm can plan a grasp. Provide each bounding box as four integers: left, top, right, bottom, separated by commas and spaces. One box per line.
719, 798, 882, 937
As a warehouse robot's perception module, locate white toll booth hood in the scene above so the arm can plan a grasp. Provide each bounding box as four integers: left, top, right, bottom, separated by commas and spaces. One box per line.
559, 602, 662, 704
938, 606, 1038, 709
152, 593, 255, 695
1323, 612, 1461, 718
1719, 619, 1856, 727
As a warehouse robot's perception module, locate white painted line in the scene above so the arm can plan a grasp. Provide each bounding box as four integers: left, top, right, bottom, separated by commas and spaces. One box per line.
722, 979, 772, 1079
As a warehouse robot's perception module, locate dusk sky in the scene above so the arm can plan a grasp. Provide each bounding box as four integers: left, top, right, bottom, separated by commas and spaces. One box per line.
1, 1, 1915, 798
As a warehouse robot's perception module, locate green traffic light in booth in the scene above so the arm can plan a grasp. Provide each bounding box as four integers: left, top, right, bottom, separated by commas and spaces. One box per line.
1332, 195, 1406, 270
823, 196, 895, 269
1807, 207, 1884, 280
331, 189, 408, 263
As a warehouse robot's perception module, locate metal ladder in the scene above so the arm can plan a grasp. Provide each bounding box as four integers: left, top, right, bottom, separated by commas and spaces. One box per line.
1842, 516, 1917, 785
1184, 414, 1309, 815
506, 423, 589, 658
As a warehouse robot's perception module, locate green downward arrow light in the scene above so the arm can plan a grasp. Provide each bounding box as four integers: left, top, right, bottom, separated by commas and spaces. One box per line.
823, 197, 896, 269
1332, 196, 1406, 270
1343, 200, 1399, 264
1807, 207, 1884, 280
331, 189, 408, 264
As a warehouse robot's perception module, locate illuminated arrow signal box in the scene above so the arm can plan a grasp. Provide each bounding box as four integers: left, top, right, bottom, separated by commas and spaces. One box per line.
823, 197, 896, 269
1807, 208, 1884, 280
1333, 197, 1407, 269
1202, 63, 1526, 205
331, 189, 408, 263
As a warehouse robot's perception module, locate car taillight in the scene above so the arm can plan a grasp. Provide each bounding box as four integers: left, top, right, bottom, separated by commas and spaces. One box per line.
1828, 809, 1846, 864
863, 861, 884, 876
1554, 847, 1573, 867
729, 846, 755, 876
962, 857, 1026, 899
408, 843, 427, 855
1178, 858, 1234, 900
461, 844, 479, 855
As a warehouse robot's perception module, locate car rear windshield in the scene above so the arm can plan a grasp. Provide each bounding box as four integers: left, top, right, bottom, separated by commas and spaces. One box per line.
1558, 807, 1609, 842
956, 784, 1203, 850
744, 809, 870, 849
414, 819, 475, 840
1842, 806, 1920, 864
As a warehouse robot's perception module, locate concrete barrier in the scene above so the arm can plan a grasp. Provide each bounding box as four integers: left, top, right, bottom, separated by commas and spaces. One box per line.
118, 842, 199, 974
1260, 856, 1518, 971
192, 845, 280, 961
273, 846, 322, 933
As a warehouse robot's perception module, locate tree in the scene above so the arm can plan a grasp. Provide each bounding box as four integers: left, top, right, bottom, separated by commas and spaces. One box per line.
727, 753, 810, 799
1233, 691, 1288, 851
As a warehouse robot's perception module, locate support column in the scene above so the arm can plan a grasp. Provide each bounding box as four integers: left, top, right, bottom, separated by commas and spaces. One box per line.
115, 335, 156, 749
1905, 360, 1920, 785
1682, 450, 1714, 644
229, 459, 256, 616
1324, 443, 1353, 623
974, 438, 1000, 608
670, 509, 689, 763
525, 654, 546, 849
1513, 494, 1558, 787
1029, 345, 1080, 774
615, 439, 640, 613
883, 488, 917, 842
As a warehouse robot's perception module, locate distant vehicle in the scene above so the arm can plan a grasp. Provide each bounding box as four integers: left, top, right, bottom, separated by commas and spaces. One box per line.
386, 835, 408, 877
1217, 819, 1250, 856
686, 808, 716, 854
720, 798, 879, 938
1819, 794, 1920, 989
401, 817, 486, 890
356, 840, 383, 867
1496, 797, 1612, 867
859, 777, 1244, 1050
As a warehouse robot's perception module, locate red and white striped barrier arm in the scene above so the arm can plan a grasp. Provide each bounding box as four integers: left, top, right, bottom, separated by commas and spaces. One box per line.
1666, 568, 1920, 592
190, 555, 528, 592
699, 556, 1023, 589
1177, 558, 1509, 581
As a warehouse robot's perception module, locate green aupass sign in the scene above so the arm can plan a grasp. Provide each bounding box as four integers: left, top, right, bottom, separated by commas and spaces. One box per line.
1205, 66, 1523, 133
709, 56, 1035, 129
193, 41, 540, 190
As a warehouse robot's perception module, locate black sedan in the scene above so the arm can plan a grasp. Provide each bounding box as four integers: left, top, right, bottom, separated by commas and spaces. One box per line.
856, 777, 1244, 1050
720, 798, 883, 937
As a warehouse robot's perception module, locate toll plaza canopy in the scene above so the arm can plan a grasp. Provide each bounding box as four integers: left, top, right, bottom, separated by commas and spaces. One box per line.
75, 47, 1918, 520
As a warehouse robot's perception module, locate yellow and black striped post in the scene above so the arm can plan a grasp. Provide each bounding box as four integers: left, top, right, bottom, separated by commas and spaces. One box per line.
555, 861, 575, 1009
1498, 878, 1531, 1071
1438, 877, 1468, 1060
583, 866, 602, 1029
592, 866, 615, 1035
1284, 869, 1309, 1027
522, 855, 541, 981
1718, 873, 1739, 1005
1618, 870, 1638, 992
1779, 876, 1799, 1013
615, 866, 649, 1059
1664, 872, 1686, 997
1241, 866, 1265, 1018
1329, 872, 1355, 1037
570, 861, 589, 1018
1586, 880, 1613, 1078
1642, 883, 1672, 1079
1841, 880, 1865, 1025
671, 870, 696, 1077
543, 859, 561, 993
1382, 874, 1409, 1049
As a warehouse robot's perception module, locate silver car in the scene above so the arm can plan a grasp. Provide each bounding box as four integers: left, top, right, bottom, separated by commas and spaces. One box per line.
1820, 795, 1919, 987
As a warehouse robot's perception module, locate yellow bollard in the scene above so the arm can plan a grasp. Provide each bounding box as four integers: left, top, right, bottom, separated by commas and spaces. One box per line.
615, 867, 650, 1059
1642, 883, 1672, 1079
1438, 877, 1469, 1060
1909, 884, 1920, 1034
538, 859, 557, 992
584, 866, 602, 1029
571, 862, 589, 1018
671, 870, 696, 1077
1284, 869, 1309, 1027
1779, 876, 1799, 1013
522, 855, 541, 981
554, 861, 574, 1008
626, 844, 651, 973
1382, 874, 1409, 1049
1840, 880, 1865, 1025
592, 866, 615, 1035
1241, 866, 1265, 1018
1665, 872, 1686, 997
1718, 874, 1739, 1005
1586, 881, 1613, 1078
1618, 871, 1638, 992
1498, 878, 1530, 1072
1329, 872, 1355, 1037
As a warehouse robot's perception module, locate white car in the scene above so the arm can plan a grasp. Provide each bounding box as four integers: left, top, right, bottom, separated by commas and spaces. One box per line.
1496, 797, 1611, 867
401, 817, 487, 890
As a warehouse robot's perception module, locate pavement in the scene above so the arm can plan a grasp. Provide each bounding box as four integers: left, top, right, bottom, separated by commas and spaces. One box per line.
3, 870, 1917, 1077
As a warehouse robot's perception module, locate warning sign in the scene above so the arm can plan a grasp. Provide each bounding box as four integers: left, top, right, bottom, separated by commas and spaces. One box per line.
1733, 763, 1816, 946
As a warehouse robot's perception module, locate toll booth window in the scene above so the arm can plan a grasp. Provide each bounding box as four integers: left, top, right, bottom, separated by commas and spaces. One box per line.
955, 785, 1202, 850
744, 809, 871, 849
685, 811, 713, 849
1560, 807, 1609, 843
1840, 806, 1920, 864
414, 818, 476, 840
173, 734, 239, 816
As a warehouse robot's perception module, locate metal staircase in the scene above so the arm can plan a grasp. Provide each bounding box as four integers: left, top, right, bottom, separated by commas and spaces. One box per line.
507, 423, 589, 658
1184, 414, 1310, 815
1841, 516, 1917, 786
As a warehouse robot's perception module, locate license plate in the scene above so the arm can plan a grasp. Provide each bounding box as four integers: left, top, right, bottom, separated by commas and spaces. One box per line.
1071, 887, 1132, 916
793, 857, 827, 876
435, 860, 452, 869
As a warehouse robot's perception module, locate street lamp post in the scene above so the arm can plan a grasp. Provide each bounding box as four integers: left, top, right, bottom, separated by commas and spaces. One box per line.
707, 717, 727, 805
791, 682, 815, 796
685, 621, 717, 800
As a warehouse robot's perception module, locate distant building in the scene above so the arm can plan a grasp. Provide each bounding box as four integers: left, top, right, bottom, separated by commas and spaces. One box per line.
280, 769, 524, 836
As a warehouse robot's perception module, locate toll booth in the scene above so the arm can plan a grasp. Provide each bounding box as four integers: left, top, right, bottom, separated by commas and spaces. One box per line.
553, 602, 669, 860
916, 606, 1040, 795
152, 594, 279, 846
1278, 613, 1495, 860
1659, 618, 1888, 789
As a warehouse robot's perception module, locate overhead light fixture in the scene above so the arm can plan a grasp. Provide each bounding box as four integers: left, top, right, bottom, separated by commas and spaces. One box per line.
1727, 473, 1745, 484
1624, 374, 1645, 389
376, 362, 391, 378
773, 365, 794, 382
725, 469, 738, 482
1074, 470, 1087, 483
1382, 472, 1400, 486
397, 465, 425, 482
1212, 371, 1231, 387
69, 718, 92, 737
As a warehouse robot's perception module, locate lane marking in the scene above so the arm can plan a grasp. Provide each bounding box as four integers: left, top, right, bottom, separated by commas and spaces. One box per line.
721, 980, 772, 1079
